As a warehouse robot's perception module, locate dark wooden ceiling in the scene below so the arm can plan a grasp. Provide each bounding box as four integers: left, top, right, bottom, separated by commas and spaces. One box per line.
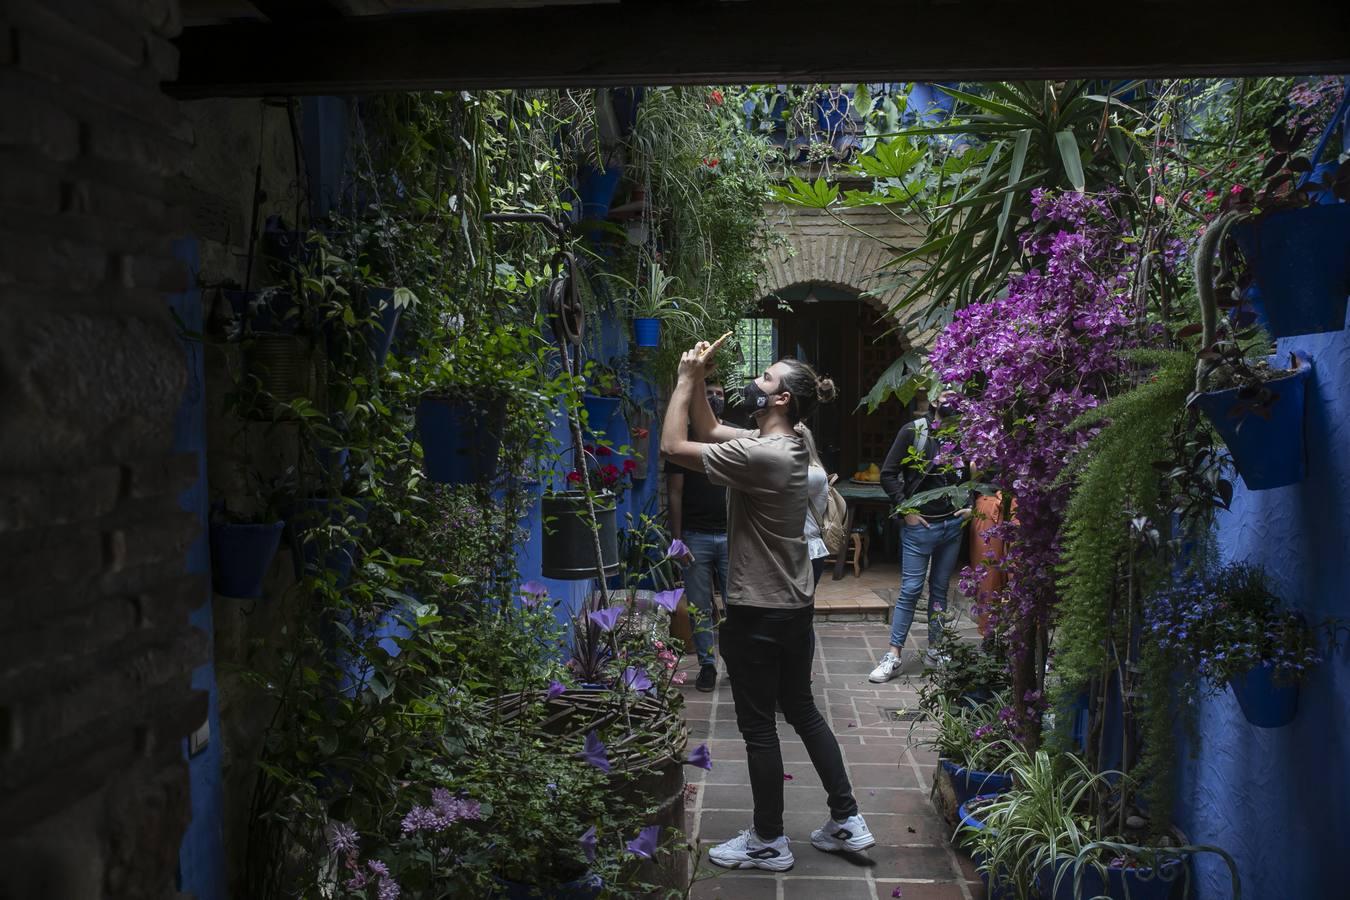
171, 0, 1350, 98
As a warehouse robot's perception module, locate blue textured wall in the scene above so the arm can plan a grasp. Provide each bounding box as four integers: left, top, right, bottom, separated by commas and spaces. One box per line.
1174, 320, 1350, 898
513, 299, 666, 638
171, 240, 227, 900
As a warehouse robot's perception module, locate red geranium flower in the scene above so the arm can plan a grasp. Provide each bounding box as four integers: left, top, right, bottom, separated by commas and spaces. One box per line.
622, 459, 637, 474
709, 89, 724, 106
596, 445, 613, 457
566, 471, 584, 484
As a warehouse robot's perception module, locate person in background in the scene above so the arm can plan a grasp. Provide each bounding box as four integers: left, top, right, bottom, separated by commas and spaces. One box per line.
796, 424, 832, 587
662, 345, 872, 871
869, 389, 972, 682
666, 377, 729, 694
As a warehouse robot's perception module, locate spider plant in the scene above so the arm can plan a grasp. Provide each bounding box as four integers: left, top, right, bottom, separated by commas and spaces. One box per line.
964, 748, 1241, 899
913, 692, 1015, 773
604, 255, 709, 338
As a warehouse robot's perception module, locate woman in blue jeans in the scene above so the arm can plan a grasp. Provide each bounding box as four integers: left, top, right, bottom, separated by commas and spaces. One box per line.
870, 391, 972, 682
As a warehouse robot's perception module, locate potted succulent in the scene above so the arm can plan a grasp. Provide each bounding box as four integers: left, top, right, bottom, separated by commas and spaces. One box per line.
1145, 562, 1324, 728
1191, 211, 1314, 490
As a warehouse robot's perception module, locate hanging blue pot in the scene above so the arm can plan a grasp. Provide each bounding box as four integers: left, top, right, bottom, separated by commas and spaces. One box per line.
573, 162, 625, 223
957, 796, 1017, 900
1230, 661, 1300, 728
290, 497, 371, 585
633, 317, 661, 348
360, 286, 403, 366
416, 394, 505, 484
209, 520, 285, 599
1231, 203, 1350, 336
492, 871, 603, 900
581, 395, 621, 434
1037, 854, 1185, 900
940, 759, 1013, 807
1192, 353, 1312, 490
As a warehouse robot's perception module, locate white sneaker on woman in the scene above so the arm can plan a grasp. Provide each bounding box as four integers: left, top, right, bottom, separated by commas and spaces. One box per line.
810, 813, 876, 853
869, 651, 901, 682
707, 829, 795, 871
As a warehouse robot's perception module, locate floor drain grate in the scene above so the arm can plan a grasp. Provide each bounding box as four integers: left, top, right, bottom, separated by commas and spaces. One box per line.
879, 707, 924, 722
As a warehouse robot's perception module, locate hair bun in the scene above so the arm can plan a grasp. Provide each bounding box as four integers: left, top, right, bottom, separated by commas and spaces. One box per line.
815, 376, 837, 404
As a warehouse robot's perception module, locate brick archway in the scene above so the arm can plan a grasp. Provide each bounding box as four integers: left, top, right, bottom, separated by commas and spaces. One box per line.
758, 203, 925, 322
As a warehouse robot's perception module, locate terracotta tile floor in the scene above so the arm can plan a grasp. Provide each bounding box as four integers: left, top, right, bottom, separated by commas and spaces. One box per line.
677, 597, 986, 899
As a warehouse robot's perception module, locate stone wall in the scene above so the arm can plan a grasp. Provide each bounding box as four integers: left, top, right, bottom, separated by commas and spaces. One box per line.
0, 1, 203, 897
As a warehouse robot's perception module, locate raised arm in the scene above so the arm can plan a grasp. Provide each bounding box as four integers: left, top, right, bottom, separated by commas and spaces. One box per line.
661, 347, 712, 472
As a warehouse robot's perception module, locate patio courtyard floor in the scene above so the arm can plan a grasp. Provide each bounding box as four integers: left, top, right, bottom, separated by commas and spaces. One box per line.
677, 574, 986, 900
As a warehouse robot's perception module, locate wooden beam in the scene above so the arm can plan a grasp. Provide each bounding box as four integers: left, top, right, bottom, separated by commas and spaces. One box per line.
169, 1, 1350, 98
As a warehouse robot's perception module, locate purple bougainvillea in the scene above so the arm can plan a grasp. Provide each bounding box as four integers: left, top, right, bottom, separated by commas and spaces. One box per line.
931, 189, 1141, 734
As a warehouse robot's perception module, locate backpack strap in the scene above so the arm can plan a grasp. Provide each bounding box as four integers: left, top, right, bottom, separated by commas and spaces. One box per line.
912, 417, 929, 457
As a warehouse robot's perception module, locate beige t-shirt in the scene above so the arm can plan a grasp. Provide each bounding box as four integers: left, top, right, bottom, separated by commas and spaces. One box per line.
701, 431, 813, 609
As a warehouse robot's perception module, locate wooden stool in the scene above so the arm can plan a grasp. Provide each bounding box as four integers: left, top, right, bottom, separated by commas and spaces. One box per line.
827, 529, 871, 577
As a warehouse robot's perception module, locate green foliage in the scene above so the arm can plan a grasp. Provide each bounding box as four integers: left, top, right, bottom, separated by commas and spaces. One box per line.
917, 693, 1016, 772
1054, 349, 1194, 693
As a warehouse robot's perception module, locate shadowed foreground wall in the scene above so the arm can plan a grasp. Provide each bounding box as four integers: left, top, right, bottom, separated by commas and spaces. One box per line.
0, 0, 206, 897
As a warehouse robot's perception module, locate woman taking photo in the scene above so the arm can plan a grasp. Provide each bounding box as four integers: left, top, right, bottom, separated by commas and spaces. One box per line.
661, 342, 872, 870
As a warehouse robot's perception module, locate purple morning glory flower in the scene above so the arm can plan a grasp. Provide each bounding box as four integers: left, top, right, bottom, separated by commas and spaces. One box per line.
652, 588, 684, 612
667, 539, 690, 559
621, 666, 653, 693
626, 825, 661, 859
686, 742, 712, 770
589, 606, 622, 632
519, 580, 549, 606
547, 680, 567, 699
580, 825, 597, 862
578, 729, 611, 773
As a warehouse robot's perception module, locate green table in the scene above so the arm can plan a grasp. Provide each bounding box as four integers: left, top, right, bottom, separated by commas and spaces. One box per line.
831, 481, 893, 580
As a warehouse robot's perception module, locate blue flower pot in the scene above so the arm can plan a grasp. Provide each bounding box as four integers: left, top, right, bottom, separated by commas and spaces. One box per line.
1192, 353, 1312, 490
1231, 203, 1350, 337
415, 394, 505, 485
209, 520, 285, 599
289, 497, 371, 585
574, 162, 624, 223
633, 317, 661, 348
941, 759, 1013, 806
360, 286, 402, 366
957, 796, 1017, 900
1230, 661, 1300, 728
492, 871, 602, 899
581, 395, 621, 434
1037, 855, 1185, 900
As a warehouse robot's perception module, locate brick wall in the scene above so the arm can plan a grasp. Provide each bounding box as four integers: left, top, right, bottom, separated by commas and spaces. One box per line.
0, 1, 205, 897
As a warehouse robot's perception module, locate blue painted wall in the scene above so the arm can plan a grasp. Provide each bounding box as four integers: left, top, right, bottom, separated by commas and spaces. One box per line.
514, 290, 666, 636
1175, 319, 1350, 898
171, 239, 227, 900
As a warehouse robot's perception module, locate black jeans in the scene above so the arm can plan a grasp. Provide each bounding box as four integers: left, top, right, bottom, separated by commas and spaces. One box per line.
719, 604, 859, 839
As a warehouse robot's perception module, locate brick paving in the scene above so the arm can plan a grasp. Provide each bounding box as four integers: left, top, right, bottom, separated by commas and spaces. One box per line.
677, 567, 986, 899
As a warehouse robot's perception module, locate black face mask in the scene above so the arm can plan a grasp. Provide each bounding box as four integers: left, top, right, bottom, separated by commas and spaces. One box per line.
707, 395, 726, 417
937, 402, 960, 418
743, 378, 774, 413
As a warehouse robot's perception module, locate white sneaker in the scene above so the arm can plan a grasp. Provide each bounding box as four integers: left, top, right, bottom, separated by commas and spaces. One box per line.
924, 648, 949, 667
869, 652, 902, 683
810, 814, 876, 853
707, 829, 795, 871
